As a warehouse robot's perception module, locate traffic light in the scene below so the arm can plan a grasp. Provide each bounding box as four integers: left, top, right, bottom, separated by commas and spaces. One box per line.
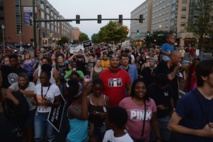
119, 15, 123, 24
97, 15, 102, 24
139, 14, 144, 23
147, 31, 150, 36
76, 15, 80, 24
137, 30, 139, 35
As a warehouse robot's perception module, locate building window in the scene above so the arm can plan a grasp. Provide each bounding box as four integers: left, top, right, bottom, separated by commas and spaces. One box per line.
181, 14, 186, 19
40, 2, 44, 9
15, 0, 21, 34
182, 7, 186, 11
182, 0, 187, 4
180, 22, 185, 27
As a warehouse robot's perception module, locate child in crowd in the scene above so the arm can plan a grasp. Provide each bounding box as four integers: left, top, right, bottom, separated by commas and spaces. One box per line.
87, 78, 109, 142
103, 106, 133, 142
66, 78, 91, 142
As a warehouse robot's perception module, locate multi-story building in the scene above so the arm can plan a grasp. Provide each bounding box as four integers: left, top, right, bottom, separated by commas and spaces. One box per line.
151, 0, 171, 32
130, 0, 195, 46
130, 0, 152, 41
74, 27, 80, 40
3, 0, 79, 48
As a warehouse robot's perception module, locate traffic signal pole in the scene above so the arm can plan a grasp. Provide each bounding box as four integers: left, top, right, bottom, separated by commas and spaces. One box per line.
35, 18, 144, 23
32, 0, 37, 55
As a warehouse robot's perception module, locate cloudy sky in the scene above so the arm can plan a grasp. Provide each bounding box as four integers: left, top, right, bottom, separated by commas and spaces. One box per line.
50, 0, 145, 38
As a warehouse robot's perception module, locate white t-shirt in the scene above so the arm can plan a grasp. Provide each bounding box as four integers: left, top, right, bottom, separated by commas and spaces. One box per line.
34, 84, 61, 113
9, 82, 36, 111
103, 129, 133, 142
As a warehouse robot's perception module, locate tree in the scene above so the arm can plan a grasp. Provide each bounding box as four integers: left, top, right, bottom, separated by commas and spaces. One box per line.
58, 36, 69, 45
97, 21, 128, 43
187, 0, 213, 49
91, 33, 100, 43
79, 33, 89, 42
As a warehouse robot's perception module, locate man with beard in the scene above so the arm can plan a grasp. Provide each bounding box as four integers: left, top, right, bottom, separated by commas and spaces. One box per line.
0, 54, 26, 98
99, 53, 131, 107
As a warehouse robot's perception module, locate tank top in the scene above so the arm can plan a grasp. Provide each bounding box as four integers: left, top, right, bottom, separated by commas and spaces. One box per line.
88, 95, 107, 127
36, 67, 56, 85
67, 105, 88, 142
92, 67, 103, 80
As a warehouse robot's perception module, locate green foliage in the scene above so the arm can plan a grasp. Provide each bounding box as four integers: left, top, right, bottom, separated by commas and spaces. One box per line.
58, 36, 69, 45
79, 33, 89, 42
91, 33, 99, 43
187, 0, 213, 48
97, 21, 128, 43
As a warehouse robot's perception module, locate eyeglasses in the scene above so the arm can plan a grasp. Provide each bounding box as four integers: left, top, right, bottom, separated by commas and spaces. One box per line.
110, 53, 119, 58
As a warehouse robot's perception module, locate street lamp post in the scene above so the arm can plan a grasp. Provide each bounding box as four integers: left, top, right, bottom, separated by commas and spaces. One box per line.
1, 24, 5, 56
19, 30, 22, 46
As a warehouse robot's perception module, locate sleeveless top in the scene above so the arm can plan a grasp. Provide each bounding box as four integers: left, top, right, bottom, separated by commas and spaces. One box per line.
93, 67, 103, 80
67, 105, 88, 142
88, 95, 107, 127
36, 67, 56, 85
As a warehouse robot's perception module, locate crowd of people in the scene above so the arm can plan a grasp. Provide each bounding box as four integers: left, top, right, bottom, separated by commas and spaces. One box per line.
0, 34, 213, 142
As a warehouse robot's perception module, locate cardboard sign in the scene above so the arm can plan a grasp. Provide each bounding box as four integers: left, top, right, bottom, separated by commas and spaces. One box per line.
47, 96, 66, 132
83, 40, 92, 48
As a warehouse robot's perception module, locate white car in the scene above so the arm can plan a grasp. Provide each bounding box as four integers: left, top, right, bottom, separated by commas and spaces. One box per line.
69, 44, 84, 54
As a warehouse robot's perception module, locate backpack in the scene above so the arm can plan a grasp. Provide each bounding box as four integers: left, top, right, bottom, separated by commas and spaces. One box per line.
2, 91, 29, 119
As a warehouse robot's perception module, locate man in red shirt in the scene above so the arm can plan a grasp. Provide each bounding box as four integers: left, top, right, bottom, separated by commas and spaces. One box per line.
99, 53, 131, 107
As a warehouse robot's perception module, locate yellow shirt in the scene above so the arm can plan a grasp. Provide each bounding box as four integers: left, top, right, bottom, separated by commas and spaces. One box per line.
101, 60, 110, 70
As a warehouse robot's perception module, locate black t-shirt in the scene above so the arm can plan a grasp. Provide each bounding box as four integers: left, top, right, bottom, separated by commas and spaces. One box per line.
140, 67, 156, 85
149, 83, 173, 118
1, 65, 27, 88
76, 60, 86, 75
155, 60, 179, 105
56, 64, 68, 82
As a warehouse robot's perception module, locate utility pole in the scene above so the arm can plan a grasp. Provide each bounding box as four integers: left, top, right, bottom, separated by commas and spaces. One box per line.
32, 0, 37, 54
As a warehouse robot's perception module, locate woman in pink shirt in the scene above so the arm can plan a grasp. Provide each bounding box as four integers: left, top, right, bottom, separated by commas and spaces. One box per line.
119, 78, 161, 142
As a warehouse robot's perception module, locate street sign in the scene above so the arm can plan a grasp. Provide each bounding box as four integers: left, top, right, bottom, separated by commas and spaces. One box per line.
47, 95, 66, 132
83, 40, 92, 48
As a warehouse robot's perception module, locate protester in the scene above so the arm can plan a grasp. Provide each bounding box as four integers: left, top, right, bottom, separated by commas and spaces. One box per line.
120, 53, 138, 84
149, 73, 174, 142
2, 56, 10, 66
33, 57, 60, 87
55, 54, 69, 95
160, 34, 175, 61
101, 53, 110, 70
183, 57, 200, 92
156, 50, 182, 106
66, 78, 91, 142
22, 52, 37, 81
90, 58, 103, 81
88, 78, 109, 141
0, 54, 27, 98
168, 60, 213, 141
103, 106, 133, 142
64, 61, 84, 80
33, 64, 61, 142
139, 58, 157, 85
119, 78, 161, 142
5, 73, 36, 142
99, 53, 131, 107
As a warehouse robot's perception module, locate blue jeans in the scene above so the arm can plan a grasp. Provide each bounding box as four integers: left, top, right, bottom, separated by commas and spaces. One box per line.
34, 112, 55, 142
